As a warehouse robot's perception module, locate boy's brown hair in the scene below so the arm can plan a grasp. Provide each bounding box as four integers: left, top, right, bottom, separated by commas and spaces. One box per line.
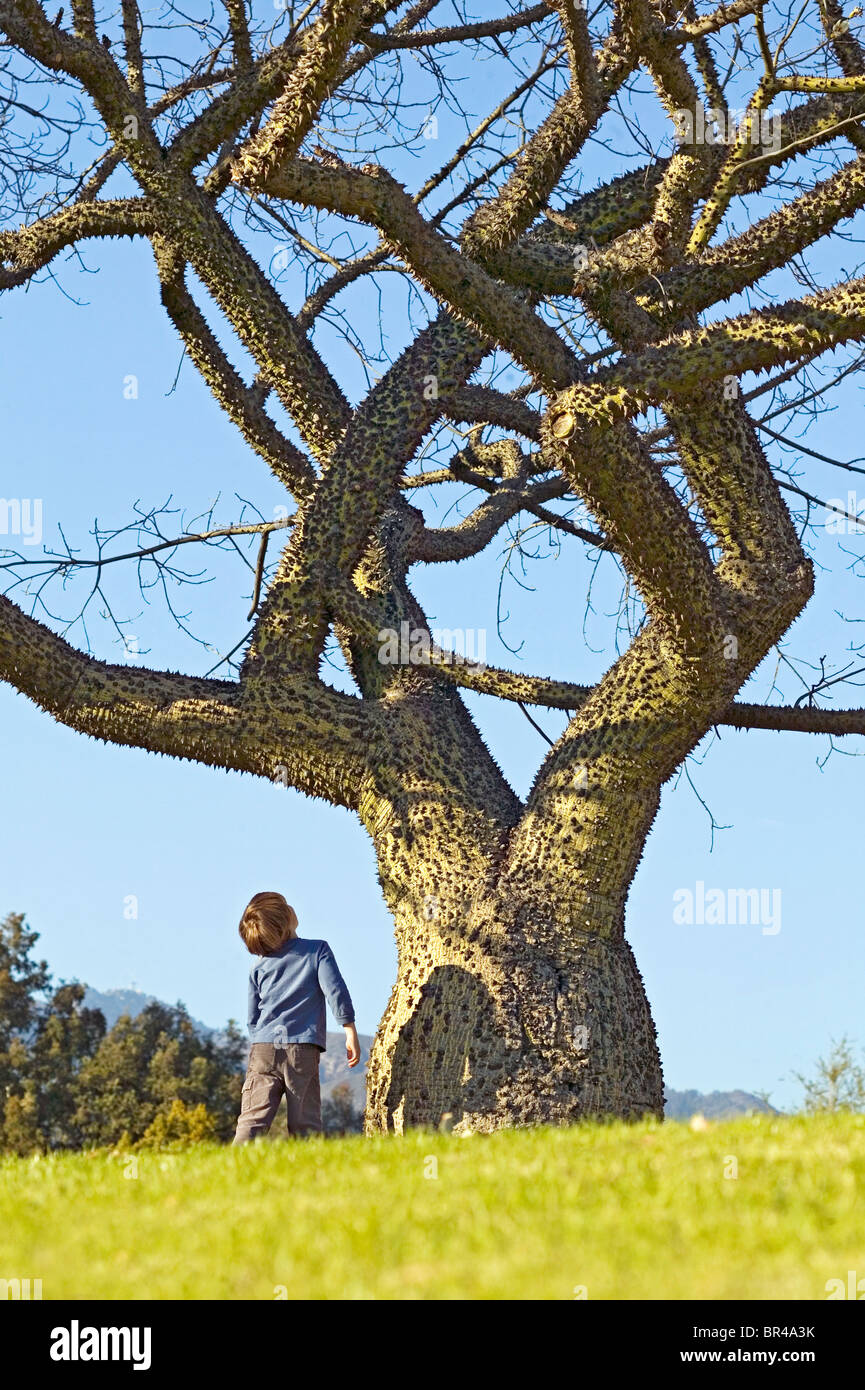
239, 891, 298, 956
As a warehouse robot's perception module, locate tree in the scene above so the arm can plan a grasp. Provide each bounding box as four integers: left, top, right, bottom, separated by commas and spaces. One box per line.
72, 1002, 245, 1145
0, 913, 244, 1149
0, 913, 105, 1150
322, 1081, 364, 1134
137, 1096, 220, 1147
0, 913, 50, 1062
3, 1, 865, 1132
0, 911, 50, 1148
27, 982, 107, 1147
793, 1037, 865, 1113
2, 1088, 42, 1155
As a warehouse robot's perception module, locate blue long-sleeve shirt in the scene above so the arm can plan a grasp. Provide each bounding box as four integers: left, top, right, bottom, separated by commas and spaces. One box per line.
247, 937, 355, 1050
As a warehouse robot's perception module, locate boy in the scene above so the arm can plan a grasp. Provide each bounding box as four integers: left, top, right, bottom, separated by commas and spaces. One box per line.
234, 890, 360, 1142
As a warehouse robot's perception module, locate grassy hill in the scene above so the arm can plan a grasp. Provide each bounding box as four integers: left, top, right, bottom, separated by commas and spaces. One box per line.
2, 1113, 862, 1299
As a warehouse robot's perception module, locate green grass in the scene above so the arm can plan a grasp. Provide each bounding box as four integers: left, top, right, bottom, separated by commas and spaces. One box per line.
2, 1114, 864, 1299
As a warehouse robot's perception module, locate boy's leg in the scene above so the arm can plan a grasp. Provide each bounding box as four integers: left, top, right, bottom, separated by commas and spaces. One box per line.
233, 1043, 284, 1144
281, 1044, 322, 1137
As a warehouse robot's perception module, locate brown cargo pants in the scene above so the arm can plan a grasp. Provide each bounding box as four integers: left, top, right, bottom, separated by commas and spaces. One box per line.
233, 1041, 322, 1143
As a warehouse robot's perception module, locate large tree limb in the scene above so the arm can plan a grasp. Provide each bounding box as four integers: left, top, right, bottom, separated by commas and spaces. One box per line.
164, 188, 352, 463
0, 593, 372, 809
545, 417, 728, 655
0, 197, 157, 289
356, 4, 551, 55
440, 386, 543, 442
460, 3, 630, 257
721, 701, 865, 734
550, 275, 865, 428
425, 642, 865, 736
169, 0, 399, 176
664, 396, 810, 621
244, 312, 487, 675
231, 0, 382, 191
409, 473, 605, 563
238, 156, 579, 390
152, 236, 316, 500
639, 153, 865, 323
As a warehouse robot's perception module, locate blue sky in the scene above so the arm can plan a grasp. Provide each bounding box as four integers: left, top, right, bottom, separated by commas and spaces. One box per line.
2, 5, 865, 1110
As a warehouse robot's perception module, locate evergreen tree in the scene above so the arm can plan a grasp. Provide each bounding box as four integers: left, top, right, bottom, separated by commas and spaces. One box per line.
0, 911, 51, 1151
793, 1038, 865, 1114
72, 1003, 245, 1146
0, 911, 244, 1150
28, 983, 106, 1147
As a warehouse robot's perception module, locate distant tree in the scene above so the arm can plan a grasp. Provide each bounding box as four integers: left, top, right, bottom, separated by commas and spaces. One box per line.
322, 1082, 363, 1135
72, 1002, 245, 1146
0, 911, 50, 1098
0, 911, 71, 1152
136, 1097, 219, 1149
2, 1086, 41, 1156
0, 911, 245, 1151
26, 982, 106, 1148
0, 923, 104, 1152
793, 1037, 865, 1113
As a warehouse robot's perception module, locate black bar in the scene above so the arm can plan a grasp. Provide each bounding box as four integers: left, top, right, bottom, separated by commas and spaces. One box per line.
5, 1297, 859, 1374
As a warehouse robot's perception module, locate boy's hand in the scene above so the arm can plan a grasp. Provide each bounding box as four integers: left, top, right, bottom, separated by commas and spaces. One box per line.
344, 1023, 361, 1069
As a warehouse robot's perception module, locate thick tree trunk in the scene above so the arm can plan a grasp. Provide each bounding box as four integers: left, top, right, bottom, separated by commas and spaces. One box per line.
364, 885, 663, 1133
362, 777, 665, 1134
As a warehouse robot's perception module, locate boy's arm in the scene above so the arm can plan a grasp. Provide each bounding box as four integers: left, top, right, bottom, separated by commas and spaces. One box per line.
247, 967, 260, 1033
317, 943, 360, 1068
343, 1022, 361, 1068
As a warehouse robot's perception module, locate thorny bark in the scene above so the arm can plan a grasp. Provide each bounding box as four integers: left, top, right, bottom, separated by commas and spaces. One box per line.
2, 0, 865, 1129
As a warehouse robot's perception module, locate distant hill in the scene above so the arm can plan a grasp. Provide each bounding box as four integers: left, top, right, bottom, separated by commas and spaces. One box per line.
81, 987, 774, 1116
82, 986, 225, 1044
82, 986, 198, 1030
663, 1088, 776, 1120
